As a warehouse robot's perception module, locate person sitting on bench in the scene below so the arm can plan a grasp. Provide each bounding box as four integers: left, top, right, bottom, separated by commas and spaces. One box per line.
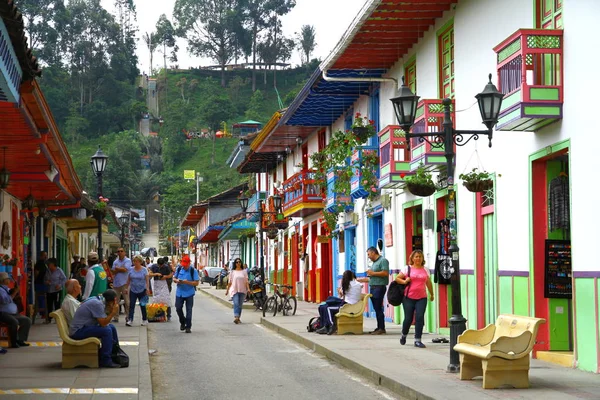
0, 272, 31, 348
316, 270, 367, 335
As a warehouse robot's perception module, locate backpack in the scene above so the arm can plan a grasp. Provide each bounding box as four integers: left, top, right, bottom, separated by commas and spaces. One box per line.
387, 266, 411, 306
307, 316, 322, 332
111, 343, 129, 368
176, 266, 197, 291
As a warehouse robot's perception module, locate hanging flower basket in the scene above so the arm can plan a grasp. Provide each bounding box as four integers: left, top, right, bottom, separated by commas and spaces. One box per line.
463, 179, 493, 193
266, 229, 278, 240
352, 126, 372, 142
406, 182, 437, 197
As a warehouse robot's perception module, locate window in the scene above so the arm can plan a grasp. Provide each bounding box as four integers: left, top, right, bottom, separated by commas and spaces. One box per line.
537, 0, 563, 29
438, 24, 454, 99
404, 57, 417, 93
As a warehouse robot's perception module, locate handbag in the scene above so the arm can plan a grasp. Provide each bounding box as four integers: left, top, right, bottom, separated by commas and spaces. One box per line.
111, 343, 129, 368
140, 295, 149, 307
387, 266, 411, 306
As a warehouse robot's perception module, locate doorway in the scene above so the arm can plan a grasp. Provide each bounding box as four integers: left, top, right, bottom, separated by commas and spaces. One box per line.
476, 189, 497, 329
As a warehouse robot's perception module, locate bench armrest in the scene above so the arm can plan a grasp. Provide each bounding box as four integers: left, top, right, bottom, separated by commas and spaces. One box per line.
458, 323, 495, 345
336, 294, 372, 318
490, 331, 533, 355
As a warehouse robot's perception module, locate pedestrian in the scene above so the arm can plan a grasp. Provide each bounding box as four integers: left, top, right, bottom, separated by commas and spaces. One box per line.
316, 270, 367, 335
61, 279, 81, 324
69, 289, 121, 368
366, 246, 389, 335
173, 254, 199, 333
111, 247, 131, 323
149, 257, 173, 321
397, 250, 434, 348
126, 255, 149, 326
82, 252, 108, 300
34, 251, 48, 319
0, 272, 31, 348
101, 259, 114, 289
44, 257, 67, 323
225, 258, 249, 324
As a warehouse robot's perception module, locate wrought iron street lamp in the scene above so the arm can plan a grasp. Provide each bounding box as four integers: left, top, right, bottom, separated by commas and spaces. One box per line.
118, 214, 129, 248
390, 74, 503, 373
90, 146, 108, 260
239, 194, 283, 282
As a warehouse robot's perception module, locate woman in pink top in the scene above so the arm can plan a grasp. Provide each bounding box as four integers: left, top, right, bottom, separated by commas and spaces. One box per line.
225, 258, 249, 324
395, 250, 434, 348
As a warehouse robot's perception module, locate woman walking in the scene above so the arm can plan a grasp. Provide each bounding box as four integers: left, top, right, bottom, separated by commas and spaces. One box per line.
225, 258, 249, 324
396, 250, 434, 348
126, 255, 149, 326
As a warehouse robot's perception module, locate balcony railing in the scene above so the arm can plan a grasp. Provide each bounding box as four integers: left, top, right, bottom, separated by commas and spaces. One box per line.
325, 168, 354, 213
245, 191, 267, 222
493, 29, 563, 131
281, 170, 323, 218
410, 99, 455, 171
350, 146, 379, 200
378, 125, 412, 189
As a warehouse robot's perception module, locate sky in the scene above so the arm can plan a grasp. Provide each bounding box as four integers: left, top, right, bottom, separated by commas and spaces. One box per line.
101, 0, 367, 74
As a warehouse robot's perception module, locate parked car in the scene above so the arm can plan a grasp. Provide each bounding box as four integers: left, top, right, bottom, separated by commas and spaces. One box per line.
140, 247, 157, 257
200, 267, 223, 285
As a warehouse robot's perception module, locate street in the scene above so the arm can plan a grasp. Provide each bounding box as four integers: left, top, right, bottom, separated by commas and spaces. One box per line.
147, 292, 401, 400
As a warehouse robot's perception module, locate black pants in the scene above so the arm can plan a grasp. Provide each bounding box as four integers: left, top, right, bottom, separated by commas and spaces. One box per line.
401, 297, 428, 340
0, 312, 31, 346
318, 296, 346, 327
46, 291, 61, 321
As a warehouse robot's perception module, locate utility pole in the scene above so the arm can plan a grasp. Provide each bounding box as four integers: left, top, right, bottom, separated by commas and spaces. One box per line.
196, 173, 203, 203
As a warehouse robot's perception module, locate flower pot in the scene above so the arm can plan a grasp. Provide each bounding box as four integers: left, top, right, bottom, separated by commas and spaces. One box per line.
406, 182, 436, 197
352, 127, 372, 142
463, 179, 493, 193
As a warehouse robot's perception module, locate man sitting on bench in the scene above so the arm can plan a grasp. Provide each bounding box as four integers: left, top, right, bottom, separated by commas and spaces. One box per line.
0, 272, 31, 348
61, 279, 82, 325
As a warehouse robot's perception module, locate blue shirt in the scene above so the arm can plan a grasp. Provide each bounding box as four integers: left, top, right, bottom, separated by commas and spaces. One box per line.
175, 266, 198, 298
69, 297, 106, 336
129, 267, 148, 294
0, 285, 17, 314
112, 257, 132, 287
45, 268, 67, 293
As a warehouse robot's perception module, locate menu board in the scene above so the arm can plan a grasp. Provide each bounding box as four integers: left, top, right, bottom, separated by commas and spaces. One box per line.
544, 239, 572, 299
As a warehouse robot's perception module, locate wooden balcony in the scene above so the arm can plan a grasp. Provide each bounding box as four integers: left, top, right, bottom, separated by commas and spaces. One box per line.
493, 29, 563, 131
378, 125, 412, 189
281, 170, 323, 218
410, 99, 455, 171
325, 168, 353, 213
261, 196, 289, 230
350, 146, 379, 200
245, 191, 267, 222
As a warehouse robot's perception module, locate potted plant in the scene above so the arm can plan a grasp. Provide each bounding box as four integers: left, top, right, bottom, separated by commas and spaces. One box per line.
266, 228, 278, 240
459, 168, 493, 193
351, 113, 376, 143
404, 166, 436, 197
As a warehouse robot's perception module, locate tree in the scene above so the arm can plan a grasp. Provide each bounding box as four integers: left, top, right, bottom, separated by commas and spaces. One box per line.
256, 17, 293, 86
155, 14, 177, 70
245, 89, 264, 121
143, 32, 159, 75
297, 25, 316, 65
173, 0, 242, 87
199, 94, 235, 164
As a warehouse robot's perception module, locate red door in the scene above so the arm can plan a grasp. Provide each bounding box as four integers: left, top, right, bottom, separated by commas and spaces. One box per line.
310, 223, 317, 302
320, 225, 332, 301
291, 233, 298, 297
303, 226, 309, 301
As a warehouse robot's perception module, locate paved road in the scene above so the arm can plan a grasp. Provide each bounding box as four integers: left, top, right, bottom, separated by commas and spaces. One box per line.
148, 291, 401, 400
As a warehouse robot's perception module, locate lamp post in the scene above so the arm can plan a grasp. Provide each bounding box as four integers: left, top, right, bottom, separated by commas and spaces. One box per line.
390, 74, 503, 373
118, 214, 129, 248
196, 173, 204, 203
90, 146, 108, 260
239, 195, 283, 282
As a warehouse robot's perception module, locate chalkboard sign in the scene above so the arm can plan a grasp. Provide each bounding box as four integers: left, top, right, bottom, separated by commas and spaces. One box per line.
544, 239, 572, 299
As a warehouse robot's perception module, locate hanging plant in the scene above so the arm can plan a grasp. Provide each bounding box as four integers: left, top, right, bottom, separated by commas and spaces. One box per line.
459, 168, 493, 193
405, 166, 436, 197
351, 113, 376, 143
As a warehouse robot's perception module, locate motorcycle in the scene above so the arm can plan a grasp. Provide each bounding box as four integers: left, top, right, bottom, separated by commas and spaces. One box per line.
247, 267, 266, 310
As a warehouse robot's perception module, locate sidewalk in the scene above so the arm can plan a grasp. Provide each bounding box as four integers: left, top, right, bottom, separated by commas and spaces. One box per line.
0, 318, 151, 399
199, 287, 600, 400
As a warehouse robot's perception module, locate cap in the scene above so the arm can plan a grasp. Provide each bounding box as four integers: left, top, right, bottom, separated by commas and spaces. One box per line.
88, 251, 99, 262
180, 255, 191, 267
0, 272, 9, 281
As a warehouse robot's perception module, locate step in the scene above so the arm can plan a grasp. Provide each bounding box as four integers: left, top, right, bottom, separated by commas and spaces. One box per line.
536, 351, 574, 368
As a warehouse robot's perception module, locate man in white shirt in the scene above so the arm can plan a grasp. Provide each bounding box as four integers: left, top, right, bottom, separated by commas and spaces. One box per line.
61, 279, 81, 324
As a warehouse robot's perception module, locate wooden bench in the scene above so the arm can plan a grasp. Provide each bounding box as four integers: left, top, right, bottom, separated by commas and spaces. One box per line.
454, 314, 545, 389
335, 293, 372, 335
50, 310, 101, 369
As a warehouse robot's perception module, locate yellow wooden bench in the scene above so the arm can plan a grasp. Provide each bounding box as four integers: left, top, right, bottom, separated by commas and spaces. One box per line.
454, 314, 545, 389
50, 310, 101, 369
335, 293, 372, 335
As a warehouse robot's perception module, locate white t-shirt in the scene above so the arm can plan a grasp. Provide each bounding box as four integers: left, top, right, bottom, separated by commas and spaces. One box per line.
343, 280, 363, 305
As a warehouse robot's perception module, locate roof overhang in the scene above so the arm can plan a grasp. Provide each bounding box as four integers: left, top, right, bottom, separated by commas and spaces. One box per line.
181, 203, 207, 228
218, 219, 256, 241
198, 226, 225, 243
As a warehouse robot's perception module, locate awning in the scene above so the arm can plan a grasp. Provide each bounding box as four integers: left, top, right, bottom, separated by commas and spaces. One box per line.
198, 226, 225, 243
218, 219, 256, 241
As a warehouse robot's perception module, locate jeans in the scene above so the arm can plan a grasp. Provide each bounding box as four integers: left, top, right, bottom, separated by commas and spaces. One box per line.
318, 296, 345, 327
113, 285, 130, 319
0, 312, 31, 345
175, 295, 194, 329
402, 297, 428, 340
46, 291, 61, 321
370, 286, 387, 330
128, 290, 147, 322
72, 324, 119, 366
232, 292, 245, 318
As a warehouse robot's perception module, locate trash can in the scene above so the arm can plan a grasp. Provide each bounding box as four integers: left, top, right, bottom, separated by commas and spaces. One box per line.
296, 281, 303, 301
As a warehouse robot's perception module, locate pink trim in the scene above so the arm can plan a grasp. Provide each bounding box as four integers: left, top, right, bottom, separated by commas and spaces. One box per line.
481, 204, 494, 215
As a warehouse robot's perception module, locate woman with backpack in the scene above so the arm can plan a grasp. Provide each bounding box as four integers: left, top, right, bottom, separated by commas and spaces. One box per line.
315, 270, 366, 335
396, 250, 434, 348
225, 258, 249, 324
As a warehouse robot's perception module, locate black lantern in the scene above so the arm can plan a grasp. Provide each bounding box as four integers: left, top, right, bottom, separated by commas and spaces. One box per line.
23, 192, 36, 211
272, 195, 282, 212
390, 77, 420, 132
90, 146, 108, 176
118, 215, 129, 226
0, 147, 9, 189
475, 73, 504, 130
239, 197, 249, 213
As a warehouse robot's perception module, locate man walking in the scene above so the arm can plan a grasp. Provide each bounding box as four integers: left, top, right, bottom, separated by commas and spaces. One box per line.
61, 279, 81, 324
111, 247, 131, 323
0, 272, 31, 348
44, 258, 67, 323
366, 247, 389, 335
83, 252, 108, 300
173, 255, 199, 333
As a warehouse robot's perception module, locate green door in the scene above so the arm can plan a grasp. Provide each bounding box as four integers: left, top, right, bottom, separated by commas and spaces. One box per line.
484, 214, 497, 325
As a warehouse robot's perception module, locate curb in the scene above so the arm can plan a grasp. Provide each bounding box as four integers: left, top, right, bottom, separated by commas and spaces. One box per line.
138, 327, 153, 400
198, 287, 254, 309
260, 317, 435, 400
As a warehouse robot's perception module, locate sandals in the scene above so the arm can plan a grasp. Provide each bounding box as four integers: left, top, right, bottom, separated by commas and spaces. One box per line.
432, 337, 450, 343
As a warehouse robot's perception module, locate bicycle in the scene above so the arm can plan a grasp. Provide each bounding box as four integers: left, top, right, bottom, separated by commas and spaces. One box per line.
263, 283, 297, 317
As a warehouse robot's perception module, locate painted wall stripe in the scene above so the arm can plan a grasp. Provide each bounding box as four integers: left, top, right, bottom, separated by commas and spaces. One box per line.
573, 271, 600, 278
0, 388, 139, 395
498, 270, 529, 277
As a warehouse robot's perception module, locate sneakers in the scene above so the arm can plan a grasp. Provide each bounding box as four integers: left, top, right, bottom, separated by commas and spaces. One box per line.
400, 335, 407, 345
180, 324, 186, 331
185, 328, 191, 333
141, 320, 148, 326
125, 319, 132, 327
233, 317, 240, 324
414, 341, 426, 348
